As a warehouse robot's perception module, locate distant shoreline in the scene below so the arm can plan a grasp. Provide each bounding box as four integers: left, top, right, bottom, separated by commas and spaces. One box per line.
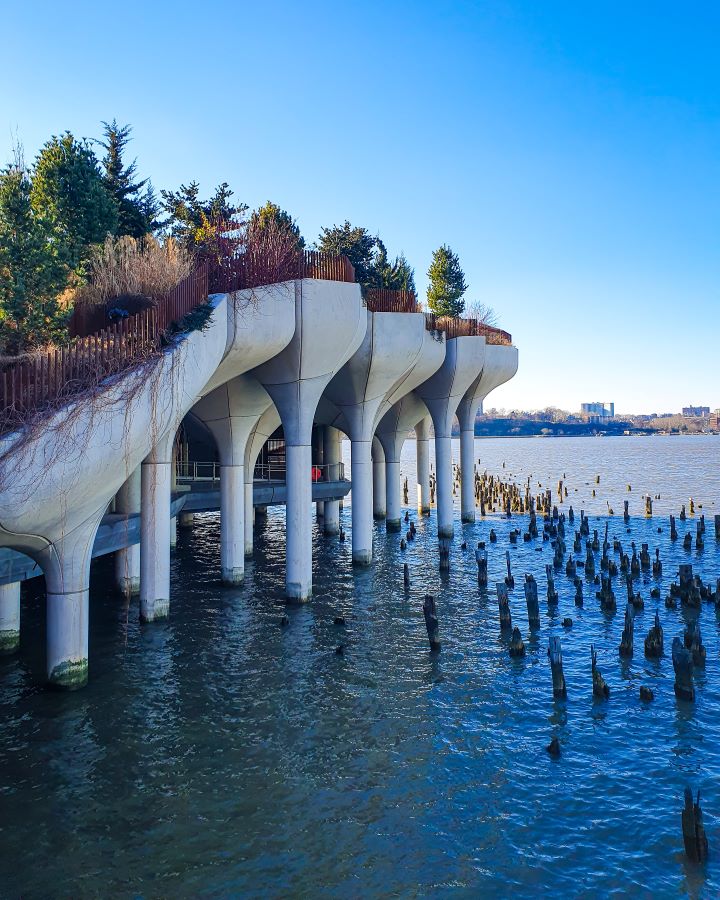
453, 420, 717, 438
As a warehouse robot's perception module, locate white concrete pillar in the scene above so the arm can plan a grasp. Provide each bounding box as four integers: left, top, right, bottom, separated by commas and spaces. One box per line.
350, 439, 373, 564
416, 416, 431, 514
115, 468, 141, 596
323, 426, 341, 535
179, 512, 194, 527
286, 443, 313, 601
0, 582, 20, 653
170, 516, 177, 549
244, 481, 254, 556
435, 432, 454, 538
372, 438, 386, 520
220, 464, 245, 583
140, 433, 174, 622
386, 459, 402, 531
460, 428, 475, 523
42, 515, 102, 689
314, 429, 324, 520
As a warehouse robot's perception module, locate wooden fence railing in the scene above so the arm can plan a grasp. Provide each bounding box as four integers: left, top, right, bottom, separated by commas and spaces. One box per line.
0, 265, 209, 434
209, 249, 355, 294
423, 314, 512, 345
365, 288, 420, 314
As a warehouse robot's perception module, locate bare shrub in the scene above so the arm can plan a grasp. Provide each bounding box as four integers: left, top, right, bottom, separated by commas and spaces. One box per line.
464, 301, 498, 327
73, 236, 192, 310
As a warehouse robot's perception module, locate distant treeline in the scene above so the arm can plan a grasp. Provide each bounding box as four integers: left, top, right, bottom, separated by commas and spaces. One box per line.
460, 418, 692, 438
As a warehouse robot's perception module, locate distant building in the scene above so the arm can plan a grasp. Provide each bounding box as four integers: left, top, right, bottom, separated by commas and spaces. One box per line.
682, 406, 710, 417
580, 402, 614, 423
709, 410, 720, 432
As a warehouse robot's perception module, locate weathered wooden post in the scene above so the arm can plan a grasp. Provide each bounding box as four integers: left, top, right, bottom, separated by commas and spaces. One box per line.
403, 563, 410, 590
681, 787, 709, 863
683, 532, 693, 551
685, 621, 706, 667
505, 551, 514, 587
652, 548, 662, 577
672, 636, 694, 701
423, 595, 441, 652
524, 574, 540, 629
591, 644, 610, 699
509, 626, 525, 657
496, 583, 512, 631
597, 574, 616, 612
476, 544, 488, 587
640, 544, 651, 569
568, 506, 575, 524
585, 543, 595, 578
715, 515, 720, 540
623, 500, 630, 523
548, 637, 567, 699
680, 504, 686, 522
566, 554, 576, 578
574, 577, 583, 607
574, 532, 582, 553
619, 603, 634, 657
645, 496, 653, 516
670, 515, 678, 540
696, 522, 704, 550
644, 611, 664, 658
489, 528, 497, 543
591, 530, 600, 552
546, 565, 558, 605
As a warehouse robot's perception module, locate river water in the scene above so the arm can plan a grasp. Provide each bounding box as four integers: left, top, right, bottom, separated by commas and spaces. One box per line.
1, 435, 719, 897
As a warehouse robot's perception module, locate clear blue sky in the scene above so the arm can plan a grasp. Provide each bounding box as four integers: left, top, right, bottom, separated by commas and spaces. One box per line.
2, 1, 718, 414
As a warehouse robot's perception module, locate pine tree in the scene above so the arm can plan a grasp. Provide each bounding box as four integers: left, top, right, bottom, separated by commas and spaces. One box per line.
0, 160, 69, 354
249, 201, 304, 250
98, 120, 159, 238
317, 221, 379, 288
427, 245, 467, 316
161, 181, 246, 252
31, 132, 118, 270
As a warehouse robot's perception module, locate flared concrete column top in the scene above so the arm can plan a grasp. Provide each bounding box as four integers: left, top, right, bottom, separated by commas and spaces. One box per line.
456, 343, 519, 431
414, 335, 487, 435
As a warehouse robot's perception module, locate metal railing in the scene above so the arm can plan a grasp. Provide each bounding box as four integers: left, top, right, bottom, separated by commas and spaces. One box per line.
365, 288, 420, 314
175, 460, 346, 484
423, 314, 512, 345
210, 249, 355, 294
0, 265, 210, 434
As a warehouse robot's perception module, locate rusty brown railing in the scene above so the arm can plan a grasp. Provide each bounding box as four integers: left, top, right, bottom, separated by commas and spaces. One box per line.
365, 288, 420, 314
0, 264, 209, 433
423, 314, 512, 345
210, 249, 355, 294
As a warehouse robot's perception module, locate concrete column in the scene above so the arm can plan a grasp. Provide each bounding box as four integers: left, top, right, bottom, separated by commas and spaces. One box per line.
244, 481, 254, 556
115, 468, 141, 596
0, 582, 20, 653
170, 517, 177, 549
220, 464, 245, 584
140, 433, 174, 623
323, 426, 341, 535
350, 439, 373, 565
435, 433, 454, 538
386, 459, 402, 531
314, 429, 324, 520
460, 428, 475, 523
286, 443, 312, 601
372, 438, 386, 519
416, 416, 431, 514
42, 515, 102, 689
179, 512, 194, 527
170, 448, 178, 549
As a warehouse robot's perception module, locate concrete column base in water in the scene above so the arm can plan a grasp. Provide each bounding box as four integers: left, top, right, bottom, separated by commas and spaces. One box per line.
416, 416, 431, 514
372, 439, 386, 520
115, 468, 141, 596
323, 427, 341, 535
285, 443, 313, 602
220, 464, 245, 584
0, 582, 20, 653
460, 427, 476, 523
140, 435, 173, 623
351, 439, 373, 565
386, 459, 402, 532
435, 432, 454, 538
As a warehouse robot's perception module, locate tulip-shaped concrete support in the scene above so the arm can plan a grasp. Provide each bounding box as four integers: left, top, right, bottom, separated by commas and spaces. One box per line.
192, 375, 274, 584
0, 582, 20, 652
250, 279, 365, 599
115, 468, 141, 595
376, 394, 431, 533
38, 513, 104, 689
456, 344, 519, 523
372, 438, 386, 520
323, 426, 342, 534
415, 336, 487, 538
140, 431, 175, 622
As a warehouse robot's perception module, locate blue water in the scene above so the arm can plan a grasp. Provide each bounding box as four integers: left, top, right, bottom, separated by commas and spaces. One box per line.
0, 436, 719, 897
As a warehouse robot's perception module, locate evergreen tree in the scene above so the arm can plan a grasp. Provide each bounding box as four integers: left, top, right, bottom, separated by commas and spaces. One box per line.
161, 181, 245, 252
317, 221, 379, 287
0, 161, 69, 354
31, 132, 118, 270
249, 201, 304, 250
426, 245, 467, 316
98, 120, 159, 237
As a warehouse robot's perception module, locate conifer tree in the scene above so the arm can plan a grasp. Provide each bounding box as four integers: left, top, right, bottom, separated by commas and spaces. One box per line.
98, 120, 159, 237
31, 132, 118, 270
0, 159, 69, 353
250, 201, 304, 250
426, 245, 467, 316
317, 221, 378, 287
